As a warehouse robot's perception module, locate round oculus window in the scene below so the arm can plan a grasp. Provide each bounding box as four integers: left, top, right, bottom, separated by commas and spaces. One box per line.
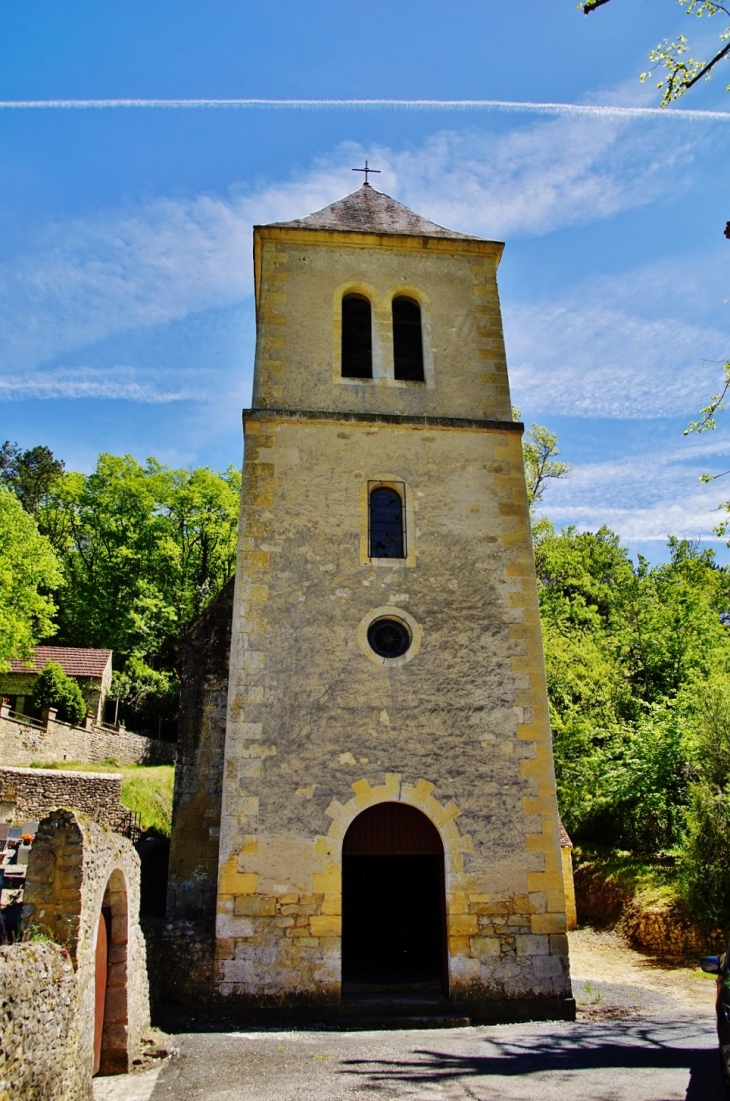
367, 617, 411, 659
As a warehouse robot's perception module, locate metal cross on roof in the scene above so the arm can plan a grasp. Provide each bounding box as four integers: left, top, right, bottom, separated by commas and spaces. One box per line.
352, 160, 381, 185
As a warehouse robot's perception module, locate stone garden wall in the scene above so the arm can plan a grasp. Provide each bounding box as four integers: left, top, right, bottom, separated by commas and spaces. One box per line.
0, 712, 175, 768
0, 941, 84, 1101
0, 767, 126, 831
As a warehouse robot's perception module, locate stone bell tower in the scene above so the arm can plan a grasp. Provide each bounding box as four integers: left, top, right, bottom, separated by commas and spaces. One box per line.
214, 181, 573, 1022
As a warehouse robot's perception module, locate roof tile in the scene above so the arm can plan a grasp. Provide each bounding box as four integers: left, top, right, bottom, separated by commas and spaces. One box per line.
265, 183, 485, 241
9, 647, 112, 679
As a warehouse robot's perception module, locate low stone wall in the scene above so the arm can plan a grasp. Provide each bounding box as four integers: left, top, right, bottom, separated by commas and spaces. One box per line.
573, 856, 724, 960
0, 942, 87, 1101
0, 713, 175, 768
0, 766, 126, 831
620, 899, 724, 960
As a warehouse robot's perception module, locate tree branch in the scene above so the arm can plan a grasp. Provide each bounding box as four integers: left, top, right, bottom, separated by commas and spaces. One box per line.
684, 36, 730, 90
582, 0, 613, 12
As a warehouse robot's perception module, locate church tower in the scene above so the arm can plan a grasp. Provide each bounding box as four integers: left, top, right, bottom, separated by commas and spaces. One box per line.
215, 182, 573, 1022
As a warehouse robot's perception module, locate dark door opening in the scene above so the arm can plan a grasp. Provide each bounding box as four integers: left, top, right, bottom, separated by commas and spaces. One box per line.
341, 802, 447, 991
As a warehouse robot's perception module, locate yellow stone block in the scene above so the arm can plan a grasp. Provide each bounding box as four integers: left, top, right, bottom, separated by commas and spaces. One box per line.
218, 858, 258, 897
310, 915, 342, 937
321, 895, 342, 916
523, 796, 558, 816
527, 871, 566, 894
525, 833, 555, 853
234, 894, 276, 916
241, 836, 258, 854
531, 912, 567, 935
448, 936, 472, 955
448, 914, 478, 936
312, 871, 340, 894
518, 725, 549, 741
547, 889, 566, 913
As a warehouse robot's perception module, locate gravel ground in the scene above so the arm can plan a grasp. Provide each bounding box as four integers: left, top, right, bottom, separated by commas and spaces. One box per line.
93, 929, 728, 1101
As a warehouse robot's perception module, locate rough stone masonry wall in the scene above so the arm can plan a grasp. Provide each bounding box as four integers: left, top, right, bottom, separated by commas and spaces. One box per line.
0, 713, 175, 768
167, 578, 233, 922
216, 411, 571, 1020
0, 766, 126, 830
0, 942, 85, 1101
23, 809, 150, 1082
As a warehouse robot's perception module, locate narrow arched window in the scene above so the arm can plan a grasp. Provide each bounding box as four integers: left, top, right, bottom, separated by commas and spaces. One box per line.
369, 486, 405, 558
341, 294, 372, 378
392, 296, 424, 381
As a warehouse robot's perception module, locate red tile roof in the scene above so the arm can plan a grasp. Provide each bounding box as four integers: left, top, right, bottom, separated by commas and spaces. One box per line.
559, 819, 573, 849
9, 647, 112, 679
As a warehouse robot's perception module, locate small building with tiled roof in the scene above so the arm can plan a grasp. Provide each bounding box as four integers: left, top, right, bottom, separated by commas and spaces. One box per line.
0, 647, 113, 723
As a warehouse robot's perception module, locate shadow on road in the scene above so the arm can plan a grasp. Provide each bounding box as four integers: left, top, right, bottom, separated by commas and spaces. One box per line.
340, 1019, 727, 1100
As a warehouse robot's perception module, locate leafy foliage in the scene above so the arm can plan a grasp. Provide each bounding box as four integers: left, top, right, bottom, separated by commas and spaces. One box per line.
2, 445, 240, 734
0, 486, 61, 673
513, 408, 572, 508
41, 453, 241, 665
582, 0, 730, 106
539, 525, 730, 849
0, 441, 65, 516
32, 661, 86, 726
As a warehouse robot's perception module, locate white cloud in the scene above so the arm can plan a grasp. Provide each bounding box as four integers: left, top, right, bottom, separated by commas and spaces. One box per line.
0, 366, 208, 403
507, 252, 730, 419
0, 113, 708, 390
538, 434, 730, 543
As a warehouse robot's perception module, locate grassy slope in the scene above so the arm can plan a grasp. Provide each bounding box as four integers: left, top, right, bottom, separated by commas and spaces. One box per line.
573, 843, 682, 910
29, 760, 174, 837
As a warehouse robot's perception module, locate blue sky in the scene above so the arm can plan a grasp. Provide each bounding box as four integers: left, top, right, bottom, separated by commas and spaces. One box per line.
1, 1, 730, 562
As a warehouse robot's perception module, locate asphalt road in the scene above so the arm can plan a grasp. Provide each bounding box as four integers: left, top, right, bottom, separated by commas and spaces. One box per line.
95, 1005, 727, 1101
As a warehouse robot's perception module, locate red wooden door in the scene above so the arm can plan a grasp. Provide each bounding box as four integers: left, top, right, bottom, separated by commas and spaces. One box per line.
93, 908, 110, 1075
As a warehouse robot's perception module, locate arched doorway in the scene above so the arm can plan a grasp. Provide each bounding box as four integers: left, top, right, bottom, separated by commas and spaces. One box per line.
93, 870, 129, 1076
93, 907, 111, 1075
341, 802, 447, 992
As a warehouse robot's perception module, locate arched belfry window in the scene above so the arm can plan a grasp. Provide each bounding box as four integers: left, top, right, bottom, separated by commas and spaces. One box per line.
369, 485, 405, 558
392, 296, 424, 382
341, 294, 373, 379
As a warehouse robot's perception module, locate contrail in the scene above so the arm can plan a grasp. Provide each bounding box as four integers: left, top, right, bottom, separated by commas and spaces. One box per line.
0, 97, 729, 121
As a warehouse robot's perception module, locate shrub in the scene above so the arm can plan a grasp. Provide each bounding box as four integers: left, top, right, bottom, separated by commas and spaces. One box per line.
32, 661, 86, 726
678, 781, 730, 930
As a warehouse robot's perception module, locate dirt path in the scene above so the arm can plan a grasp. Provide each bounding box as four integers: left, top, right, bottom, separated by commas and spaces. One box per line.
569, 926, 718, 1015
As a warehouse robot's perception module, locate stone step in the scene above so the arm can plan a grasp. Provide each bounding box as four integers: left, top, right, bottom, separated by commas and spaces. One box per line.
339, 1013, 472, 1031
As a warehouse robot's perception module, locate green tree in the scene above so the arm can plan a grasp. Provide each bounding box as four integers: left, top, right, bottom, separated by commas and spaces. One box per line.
0, 440, 65, 516
582, 0, 730, 107
513, 408, 571, 508
0, 486, 61, 672
44, 453, 240, 663
31, 661, 86, 726
677, 673, 730, 926
537, 524, 730, 847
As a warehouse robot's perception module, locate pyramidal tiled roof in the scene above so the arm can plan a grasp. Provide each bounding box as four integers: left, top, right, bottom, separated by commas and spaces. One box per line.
266, 183, 484, 241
